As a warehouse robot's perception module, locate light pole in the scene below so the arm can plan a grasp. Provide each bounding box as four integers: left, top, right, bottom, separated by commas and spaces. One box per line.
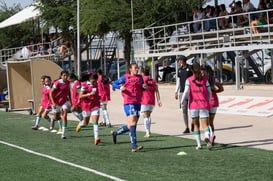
131, 0, 134, 63
77, 0, 81, 77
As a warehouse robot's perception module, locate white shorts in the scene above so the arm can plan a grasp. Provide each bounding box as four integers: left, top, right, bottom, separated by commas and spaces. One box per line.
141, 104, 154, 113
210, 107, 218, 115
52, 101, 69, 113
100, 101, 108, 106
40, 106, 51, 112
82, 108, 100, 117
190, 108, 209, 119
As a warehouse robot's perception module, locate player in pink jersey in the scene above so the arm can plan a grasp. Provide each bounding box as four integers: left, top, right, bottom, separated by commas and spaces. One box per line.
141, 67, 162, 138
32, 75, 53, 130
69, 73, 84, 132
201, 65, 224, 145
111, 63, 145, 152
97, 69, 112, 127
78, 73, 101, 145
49, 70, 71, 139
181, 62, 212, 150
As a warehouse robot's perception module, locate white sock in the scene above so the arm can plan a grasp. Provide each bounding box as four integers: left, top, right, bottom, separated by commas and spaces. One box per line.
204, 129, 211, 139
62, 125, 66, 137
194, 131, 201, 147
79, 120, 85, 127
144, 116, 150, 134
58, 120, 62, 130
102, 109, 110, 124
93, 123, 99, 138
35, 116, 41, 126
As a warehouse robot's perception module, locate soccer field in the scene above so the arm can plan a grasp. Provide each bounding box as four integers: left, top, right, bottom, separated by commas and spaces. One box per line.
0, 111, 272, 181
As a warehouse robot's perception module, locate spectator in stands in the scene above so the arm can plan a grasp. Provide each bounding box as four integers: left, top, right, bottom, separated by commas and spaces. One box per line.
58, 41, 69, 55
192, 7, 204, 33
243, 0, 256, 20
47, 34, 59, 54
243, 0, 256, 12
204, 5, 217, 31
251, 2, 268, 33
269, 0, 273, 23
230, 1, 249, 27
219, 4, 229, 29
214, 5, 220, 17
270, 0, 273, 8
261, 0, 270, 8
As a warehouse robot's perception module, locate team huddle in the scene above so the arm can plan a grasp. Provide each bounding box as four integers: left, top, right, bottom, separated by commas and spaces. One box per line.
31, 60, 223, 152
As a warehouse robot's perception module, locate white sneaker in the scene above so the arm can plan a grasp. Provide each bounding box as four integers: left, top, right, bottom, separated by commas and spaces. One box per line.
196, 146, 202, 150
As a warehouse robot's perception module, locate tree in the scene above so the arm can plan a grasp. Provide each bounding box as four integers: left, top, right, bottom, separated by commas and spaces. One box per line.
0, 1, 33, 49
38, 0, 205, 73
38, 0, 94, 74
81, 0, 202, 70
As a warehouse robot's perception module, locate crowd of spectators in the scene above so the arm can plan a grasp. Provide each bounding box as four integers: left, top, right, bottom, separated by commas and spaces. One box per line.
191, 0, 273, 34
21, 33, 70, 58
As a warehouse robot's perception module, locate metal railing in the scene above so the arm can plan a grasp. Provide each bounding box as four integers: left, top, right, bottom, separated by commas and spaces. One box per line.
0, 38, 72, 64
133, 9, 273, 60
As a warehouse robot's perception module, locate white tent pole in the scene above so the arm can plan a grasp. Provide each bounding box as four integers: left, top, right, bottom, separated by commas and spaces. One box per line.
77, 0, 81, 77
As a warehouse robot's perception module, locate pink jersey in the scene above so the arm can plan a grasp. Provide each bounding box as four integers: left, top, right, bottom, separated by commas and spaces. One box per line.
72, 80, 81, 107
141, 76, 157, 105
97, 75, 110, 102
80, 81, 100, 111
122, 74, 143, 104
187, 76, 210, 110
210, 78, 219, 108
40, 85, 52, 109
52, 79, 70, 106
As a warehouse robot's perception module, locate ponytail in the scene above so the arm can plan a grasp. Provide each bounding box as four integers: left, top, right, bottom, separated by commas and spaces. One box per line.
191, 62, 202, 81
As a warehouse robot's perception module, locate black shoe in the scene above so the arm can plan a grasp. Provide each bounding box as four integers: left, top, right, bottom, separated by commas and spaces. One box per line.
110, 131, 117, 144
99, 122, 106, 127
183, 128, 190, 134
191, 124, 194, 132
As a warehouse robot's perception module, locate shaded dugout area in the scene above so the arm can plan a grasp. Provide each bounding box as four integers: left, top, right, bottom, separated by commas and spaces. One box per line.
7, 59, 62, 113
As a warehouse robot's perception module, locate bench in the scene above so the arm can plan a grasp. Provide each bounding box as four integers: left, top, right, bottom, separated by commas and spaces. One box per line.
0, 100, 9, 112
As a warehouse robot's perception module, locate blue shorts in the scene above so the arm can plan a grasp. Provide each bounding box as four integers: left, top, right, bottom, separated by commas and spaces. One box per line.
123, 103, 141, 118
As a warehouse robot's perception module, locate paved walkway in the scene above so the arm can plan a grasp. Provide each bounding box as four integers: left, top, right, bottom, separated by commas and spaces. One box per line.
2, 84, 273, 151
107, 84, 273, 151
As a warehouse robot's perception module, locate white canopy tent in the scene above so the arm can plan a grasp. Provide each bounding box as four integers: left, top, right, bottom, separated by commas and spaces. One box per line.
0, 4, 40, 29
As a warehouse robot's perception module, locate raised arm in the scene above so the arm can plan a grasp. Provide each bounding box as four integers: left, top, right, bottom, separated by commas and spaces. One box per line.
112, 76, 126, 90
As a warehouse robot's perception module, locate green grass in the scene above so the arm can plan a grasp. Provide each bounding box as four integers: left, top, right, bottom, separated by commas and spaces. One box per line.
0, 111, 273, 181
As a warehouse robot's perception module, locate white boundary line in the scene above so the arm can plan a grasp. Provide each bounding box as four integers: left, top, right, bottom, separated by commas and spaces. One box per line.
0, 140, 125, 181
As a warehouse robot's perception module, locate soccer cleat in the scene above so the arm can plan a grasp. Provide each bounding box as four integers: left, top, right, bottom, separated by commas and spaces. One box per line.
106, 123, 112, 128
94, 138, 101, 145
132, 145, 144, 152
99, 122, 106, 127
76, 123, 81, 133
57, 129, 62, 135
210, 134, 216, 146
32, 126, 38, 130
110, 131, 117, 144
196, 146, 202, 150
144, 133, 150, 138
61, 135, 66, 139
183, 128, 190, 134
205, 138, 212, 150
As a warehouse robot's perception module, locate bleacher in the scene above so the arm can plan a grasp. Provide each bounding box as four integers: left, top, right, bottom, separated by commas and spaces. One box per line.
133, 9, 273, 60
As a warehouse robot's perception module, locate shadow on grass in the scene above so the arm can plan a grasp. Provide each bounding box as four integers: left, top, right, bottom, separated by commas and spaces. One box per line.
143, 145, 195, 152
211, 139, 273, 151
